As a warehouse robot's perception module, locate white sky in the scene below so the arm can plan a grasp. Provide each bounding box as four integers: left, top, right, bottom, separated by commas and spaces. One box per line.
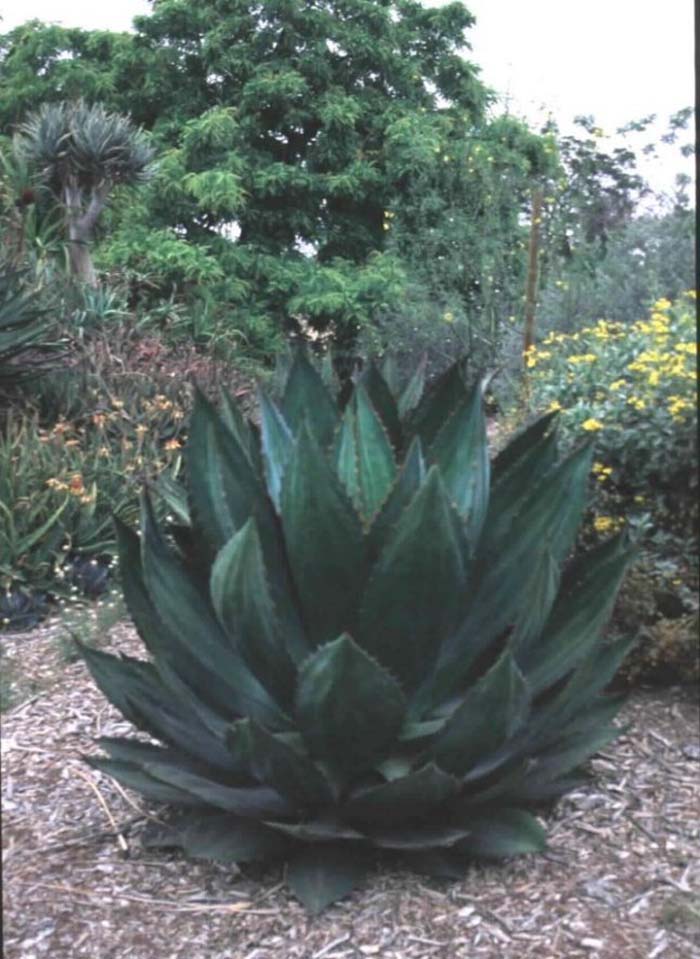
1, 0, 695, 195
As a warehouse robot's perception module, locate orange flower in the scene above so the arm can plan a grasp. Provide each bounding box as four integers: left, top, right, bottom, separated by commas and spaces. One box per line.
69, 473, 85, 495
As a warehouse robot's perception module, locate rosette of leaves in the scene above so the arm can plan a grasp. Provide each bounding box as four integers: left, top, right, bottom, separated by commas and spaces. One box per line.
80, 353, 634, 913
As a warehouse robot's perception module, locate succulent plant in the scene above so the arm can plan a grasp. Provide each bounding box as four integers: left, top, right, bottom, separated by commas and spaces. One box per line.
80, 353, 634, 913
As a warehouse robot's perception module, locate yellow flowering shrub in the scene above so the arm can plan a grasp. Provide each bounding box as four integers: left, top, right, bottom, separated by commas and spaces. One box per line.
524, 293, 698, 683
526, 292, 697, 534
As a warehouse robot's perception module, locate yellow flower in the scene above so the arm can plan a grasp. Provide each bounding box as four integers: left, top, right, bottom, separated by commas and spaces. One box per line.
582, 418, 603, 432
653, 297, 672, 311
627, 397, 646, 411
633, 495, 645, 504
686, 290, 697, 299
548, 400, 562, 412
609, 379, 626, 390
443, 311, 455, 324
46, 478, 69, 491
592, 462, 612, 476
674, 342, 697, 355
135, 424, 148, 436
593, 516, 615, 533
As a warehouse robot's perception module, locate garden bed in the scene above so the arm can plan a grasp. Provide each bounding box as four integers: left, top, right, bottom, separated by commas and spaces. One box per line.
2, 622, 699, 959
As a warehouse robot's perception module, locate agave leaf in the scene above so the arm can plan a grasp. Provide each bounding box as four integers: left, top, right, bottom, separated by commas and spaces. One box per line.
431, 651, 530, 777
86, 756, 203, 805
115, 518, 244, 723
521, 548, 633, 694
281, 349, 338, 447
143, 762, 295, 818
397, 353, 426, 418
219, 390, 260, 470
526, 722, 622, 785
210, 520, 294, 708
286, 843, 373, 914
140, 496, 290, 729
281, 423, 366, 647
509, 548, 560, 653
365, 435, 426, 561
295, 634, 407, 778
342, 763, 459, 824
143, 812, 288, 863
367, 824, 471, 850
454, 808, 547, 858
334, 403, 361, 508
428, 383, 489, 539
359, 361, 403, 451
352, 383, 396, 519
258, 389, 294, 512
228, 718, 333, 807
406, 358, 467, 448
380, 353, 400, 397
491, 411, 558, 481
428, 443, 595, 709
265, 817, 365, 842
358, 467, 467, 691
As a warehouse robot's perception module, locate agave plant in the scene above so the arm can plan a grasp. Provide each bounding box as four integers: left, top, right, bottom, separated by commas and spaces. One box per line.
81, 353, 634, 913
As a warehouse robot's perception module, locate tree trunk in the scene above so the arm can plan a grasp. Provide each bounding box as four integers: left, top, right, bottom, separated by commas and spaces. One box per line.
523, 186, 543, 359
63, 181, 108, 287
68, 222, 97, 286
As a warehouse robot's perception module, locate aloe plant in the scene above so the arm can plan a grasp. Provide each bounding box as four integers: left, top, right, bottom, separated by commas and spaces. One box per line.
81, 353, 634, 913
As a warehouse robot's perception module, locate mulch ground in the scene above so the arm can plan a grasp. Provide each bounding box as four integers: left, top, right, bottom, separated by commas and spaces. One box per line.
2, 621, 699, 959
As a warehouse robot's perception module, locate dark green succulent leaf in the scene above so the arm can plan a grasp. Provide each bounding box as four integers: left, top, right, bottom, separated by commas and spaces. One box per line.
352, 383, 396, 519
219, 390, 259, 471
286, 843, 373, 914
281, 423, 366, 646
86, 756, 203, 805
367, 824, 471, 850
428, 383, 489, 538
359, 361, 403, 451
334, 403, 361, 508
526, 722, 622, 785
281, 349, 338, 447
186, 393, 307, 661
143, 812, 288, 863
266, 817, 365, 842
514, 775, 591, 803
454, 808, 546, 859
380, 353, 400, 398
143, 762, 295, 818
491, 411, 558, 481
140, 496, 290, 729
228, 718, 333, 807
398, 717, 446, 742
521, 548, 633, 694
429, 443, 595, 708
358, 467, 468, 691
258, 389, 294, 512
78, 643, 233, 769
406, 358, 467, 448
366, 435, 426, 561
432, 651, 530, 777
210, 520, 294, 707
116, 518, 250, 746
295, 634, 407, 778
485, 427, 559, 549
342, 763, 459, 824
510, 548, 560, 653
397, 353, 427, 418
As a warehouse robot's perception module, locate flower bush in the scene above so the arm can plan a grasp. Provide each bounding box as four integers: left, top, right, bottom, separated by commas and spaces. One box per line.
524, 292, 698, 683
0, 388, 186, 628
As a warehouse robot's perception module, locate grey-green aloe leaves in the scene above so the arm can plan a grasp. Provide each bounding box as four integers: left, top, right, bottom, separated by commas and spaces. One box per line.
81, 351, 634, 913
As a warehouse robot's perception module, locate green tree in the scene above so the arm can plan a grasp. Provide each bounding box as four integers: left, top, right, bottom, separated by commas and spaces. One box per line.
1, 5, 551, 358
15, 100, 155, 285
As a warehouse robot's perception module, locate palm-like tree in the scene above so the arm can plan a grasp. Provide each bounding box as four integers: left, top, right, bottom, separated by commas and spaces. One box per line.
16, 101, 155, 285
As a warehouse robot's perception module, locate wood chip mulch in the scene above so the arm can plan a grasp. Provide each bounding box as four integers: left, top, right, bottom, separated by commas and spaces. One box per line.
2, 623, 699, 959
